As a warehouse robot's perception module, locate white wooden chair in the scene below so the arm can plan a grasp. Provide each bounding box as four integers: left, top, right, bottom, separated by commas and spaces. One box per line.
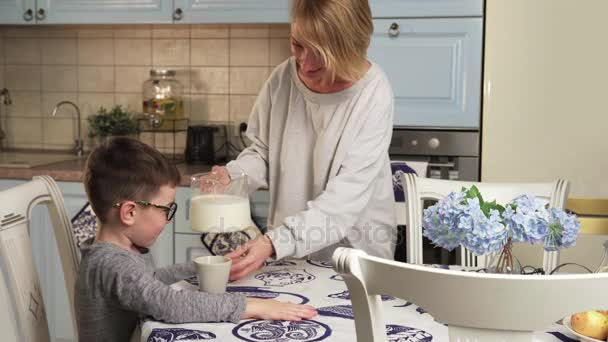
391, 160, 428, 226
333, 247, 608, 342
0, 176, 80, 341
402, 174, 569, 273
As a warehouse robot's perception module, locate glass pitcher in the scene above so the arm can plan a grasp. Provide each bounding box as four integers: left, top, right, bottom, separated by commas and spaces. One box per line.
189, 170, 251, 233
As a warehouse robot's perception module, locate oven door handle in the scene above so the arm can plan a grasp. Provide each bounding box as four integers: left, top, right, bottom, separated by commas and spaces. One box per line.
428, 162, 455, 168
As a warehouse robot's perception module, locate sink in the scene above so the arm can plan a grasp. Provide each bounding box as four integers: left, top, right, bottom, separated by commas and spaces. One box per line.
0, 151, 79, 168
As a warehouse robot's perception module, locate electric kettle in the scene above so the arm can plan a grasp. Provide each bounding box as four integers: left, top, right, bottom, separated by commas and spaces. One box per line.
185, 125, 217, 164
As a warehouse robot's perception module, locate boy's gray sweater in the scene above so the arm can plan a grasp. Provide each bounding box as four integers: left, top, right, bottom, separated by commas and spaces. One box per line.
75, 241, 246, 341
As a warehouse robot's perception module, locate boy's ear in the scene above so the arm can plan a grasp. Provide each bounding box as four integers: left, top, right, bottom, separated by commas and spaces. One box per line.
118, 202, 137, 225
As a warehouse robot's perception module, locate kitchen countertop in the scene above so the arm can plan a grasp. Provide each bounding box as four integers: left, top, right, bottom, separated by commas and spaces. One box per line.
0, 158, 216, 187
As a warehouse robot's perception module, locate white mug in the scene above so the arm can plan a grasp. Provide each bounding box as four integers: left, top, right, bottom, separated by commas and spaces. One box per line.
194, 256, 232, 294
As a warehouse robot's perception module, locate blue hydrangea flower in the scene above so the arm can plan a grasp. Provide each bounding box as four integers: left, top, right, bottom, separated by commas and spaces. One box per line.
422, 190, 580, 257
461, 205, 508, 256
422, 191, 467, 251
503, 195, 549, 244
544, 208, 580, 251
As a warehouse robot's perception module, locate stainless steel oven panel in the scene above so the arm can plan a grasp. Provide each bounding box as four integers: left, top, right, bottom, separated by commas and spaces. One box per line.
389, 129, 479, 157
455, 157, 479, 181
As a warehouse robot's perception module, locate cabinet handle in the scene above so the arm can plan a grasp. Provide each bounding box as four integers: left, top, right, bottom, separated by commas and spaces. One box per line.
173, 8, 183, 21
23, 9, 33, 21
185, 199, 190, 220
36, 8, 46, 21
388, 22, 400, 37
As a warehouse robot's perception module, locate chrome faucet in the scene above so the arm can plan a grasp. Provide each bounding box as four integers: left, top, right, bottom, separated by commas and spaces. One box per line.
0, 88, 10, 151
1, 88, 11, 105
51, 101, 83, 157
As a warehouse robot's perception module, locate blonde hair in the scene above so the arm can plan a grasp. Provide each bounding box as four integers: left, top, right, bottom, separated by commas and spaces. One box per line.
291, 0, 372, 82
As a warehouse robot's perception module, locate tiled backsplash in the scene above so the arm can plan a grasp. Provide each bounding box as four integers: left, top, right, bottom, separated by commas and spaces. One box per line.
0, 24, 291, 152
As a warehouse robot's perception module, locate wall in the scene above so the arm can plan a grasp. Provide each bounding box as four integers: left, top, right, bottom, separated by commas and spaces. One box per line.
482, 0, 608, 270
482, 0, 608, 198
0, 24, 291, 152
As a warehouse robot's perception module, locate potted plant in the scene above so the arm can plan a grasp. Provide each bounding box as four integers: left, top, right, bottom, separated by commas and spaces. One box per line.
87, 105, 138, 144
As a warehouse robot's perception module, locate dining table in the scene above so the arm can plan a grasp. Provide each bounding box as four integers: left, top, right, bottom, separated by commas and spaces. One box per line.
140, 258, 580, 342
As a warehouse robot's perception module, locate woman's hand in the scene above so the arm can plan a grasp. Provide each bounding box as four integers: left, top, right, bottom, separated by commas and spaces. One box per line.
243, 298, 317, 321
201, 165, 231, 193
226, 235, 275, 280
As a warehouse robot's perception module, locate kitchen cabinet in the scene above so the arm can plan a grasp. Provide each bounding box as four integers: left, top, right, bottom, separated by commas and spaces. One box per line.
369, 0, 483, 18
37, 0, 173, 24
174, 232, 210, 264
368, 18, 483, 128
0, 0, 172, 24
0, 0, 289, 24
174, 186, 192, 234
173, 0, 290, 24
0, 0, 34, 24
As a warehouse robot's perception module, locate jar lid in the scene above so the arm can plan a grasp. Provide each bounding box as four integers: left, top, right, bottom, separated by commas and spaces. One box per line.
150, 69, 176, 77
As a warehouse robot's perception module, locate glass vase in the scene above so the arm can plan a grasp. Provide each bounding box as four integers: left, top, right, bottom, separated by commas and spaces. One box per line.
486, 237, 521, 274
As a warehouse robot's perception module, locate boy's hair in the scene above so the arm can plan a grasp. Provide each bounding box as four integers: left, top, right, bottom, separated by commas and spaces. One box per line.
83, 137, 181, 224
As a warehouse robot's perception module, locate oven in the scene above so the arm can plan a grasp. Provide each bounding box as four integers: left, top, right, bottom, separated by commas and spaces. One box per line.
390, 128, 481, 264
390, 128, 480, 181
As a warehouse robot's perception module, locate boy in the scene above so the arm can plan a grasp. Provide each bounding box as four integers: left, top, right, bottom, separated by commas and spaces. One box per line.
76, 137, 317, 341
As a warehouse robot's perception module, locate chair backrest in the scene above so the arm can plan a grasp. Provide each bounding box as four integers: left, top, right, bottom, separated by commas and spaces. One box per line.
71, 201, 98, 248
0, 176, 80, 341
391, 161, 428, 225
402, 174, 569, 272
333, 247, 608, 342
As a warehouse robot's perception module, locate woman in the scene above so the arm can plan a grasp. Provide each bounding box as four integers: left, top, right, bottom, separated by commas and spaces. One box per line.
212, 0, 396, 280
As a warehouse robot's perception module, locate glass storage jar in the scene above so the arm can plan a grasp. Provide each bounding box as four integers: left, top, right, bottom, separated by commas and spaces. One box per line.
142, 69, 184, 128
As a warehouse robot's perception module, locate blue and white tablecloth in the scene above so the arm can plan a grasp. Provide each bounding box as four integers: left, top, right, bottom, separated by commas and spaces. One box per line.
140, 259, 578, 342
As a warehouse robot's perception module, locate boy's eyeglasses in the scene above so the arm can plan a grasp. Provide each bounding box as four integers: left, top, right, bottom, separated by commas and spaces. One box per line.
113, 201, 178, 221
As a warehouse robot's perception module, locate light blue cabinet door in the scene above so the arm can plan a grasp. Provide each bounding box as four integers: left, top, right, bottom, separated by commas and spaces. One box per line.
368, 18, 483, 128
36, 0, 173, 24
174, 186, 191, 234
0, 0, 35, 24
174, 0, 290, 23
369, 0, 483, 18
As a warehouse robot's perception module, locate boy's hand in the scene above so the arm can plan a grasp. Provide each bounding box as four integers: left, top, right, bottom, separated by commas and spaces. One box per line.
243, 298, 318, 321
201, 166, 231, 193
226, 236, 274, 280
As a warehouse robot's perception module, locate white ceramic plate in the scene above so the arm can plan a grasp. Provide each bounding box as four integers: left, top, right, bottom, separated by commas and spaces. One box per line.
562, 315, 605, 342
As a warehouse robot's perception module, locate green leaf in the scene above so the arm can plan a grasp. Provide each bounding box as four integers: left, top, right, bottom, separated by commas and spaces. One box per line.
480, 202, 492, 217
468, 185, 483, 202
495, 203, 506, 215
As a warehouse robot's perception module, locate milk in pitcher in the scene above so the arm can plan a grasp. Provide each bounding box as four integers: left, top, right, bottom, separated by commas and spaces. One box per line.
189, 194, 252, 232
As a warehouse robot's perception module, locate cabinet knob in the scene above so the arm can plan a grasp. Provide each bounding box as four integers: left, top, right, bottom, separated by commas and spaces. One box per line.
36, 8, 46, 21
388, 22, 400, 37
173, 8, 183, 21
23, 9, 34, 21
